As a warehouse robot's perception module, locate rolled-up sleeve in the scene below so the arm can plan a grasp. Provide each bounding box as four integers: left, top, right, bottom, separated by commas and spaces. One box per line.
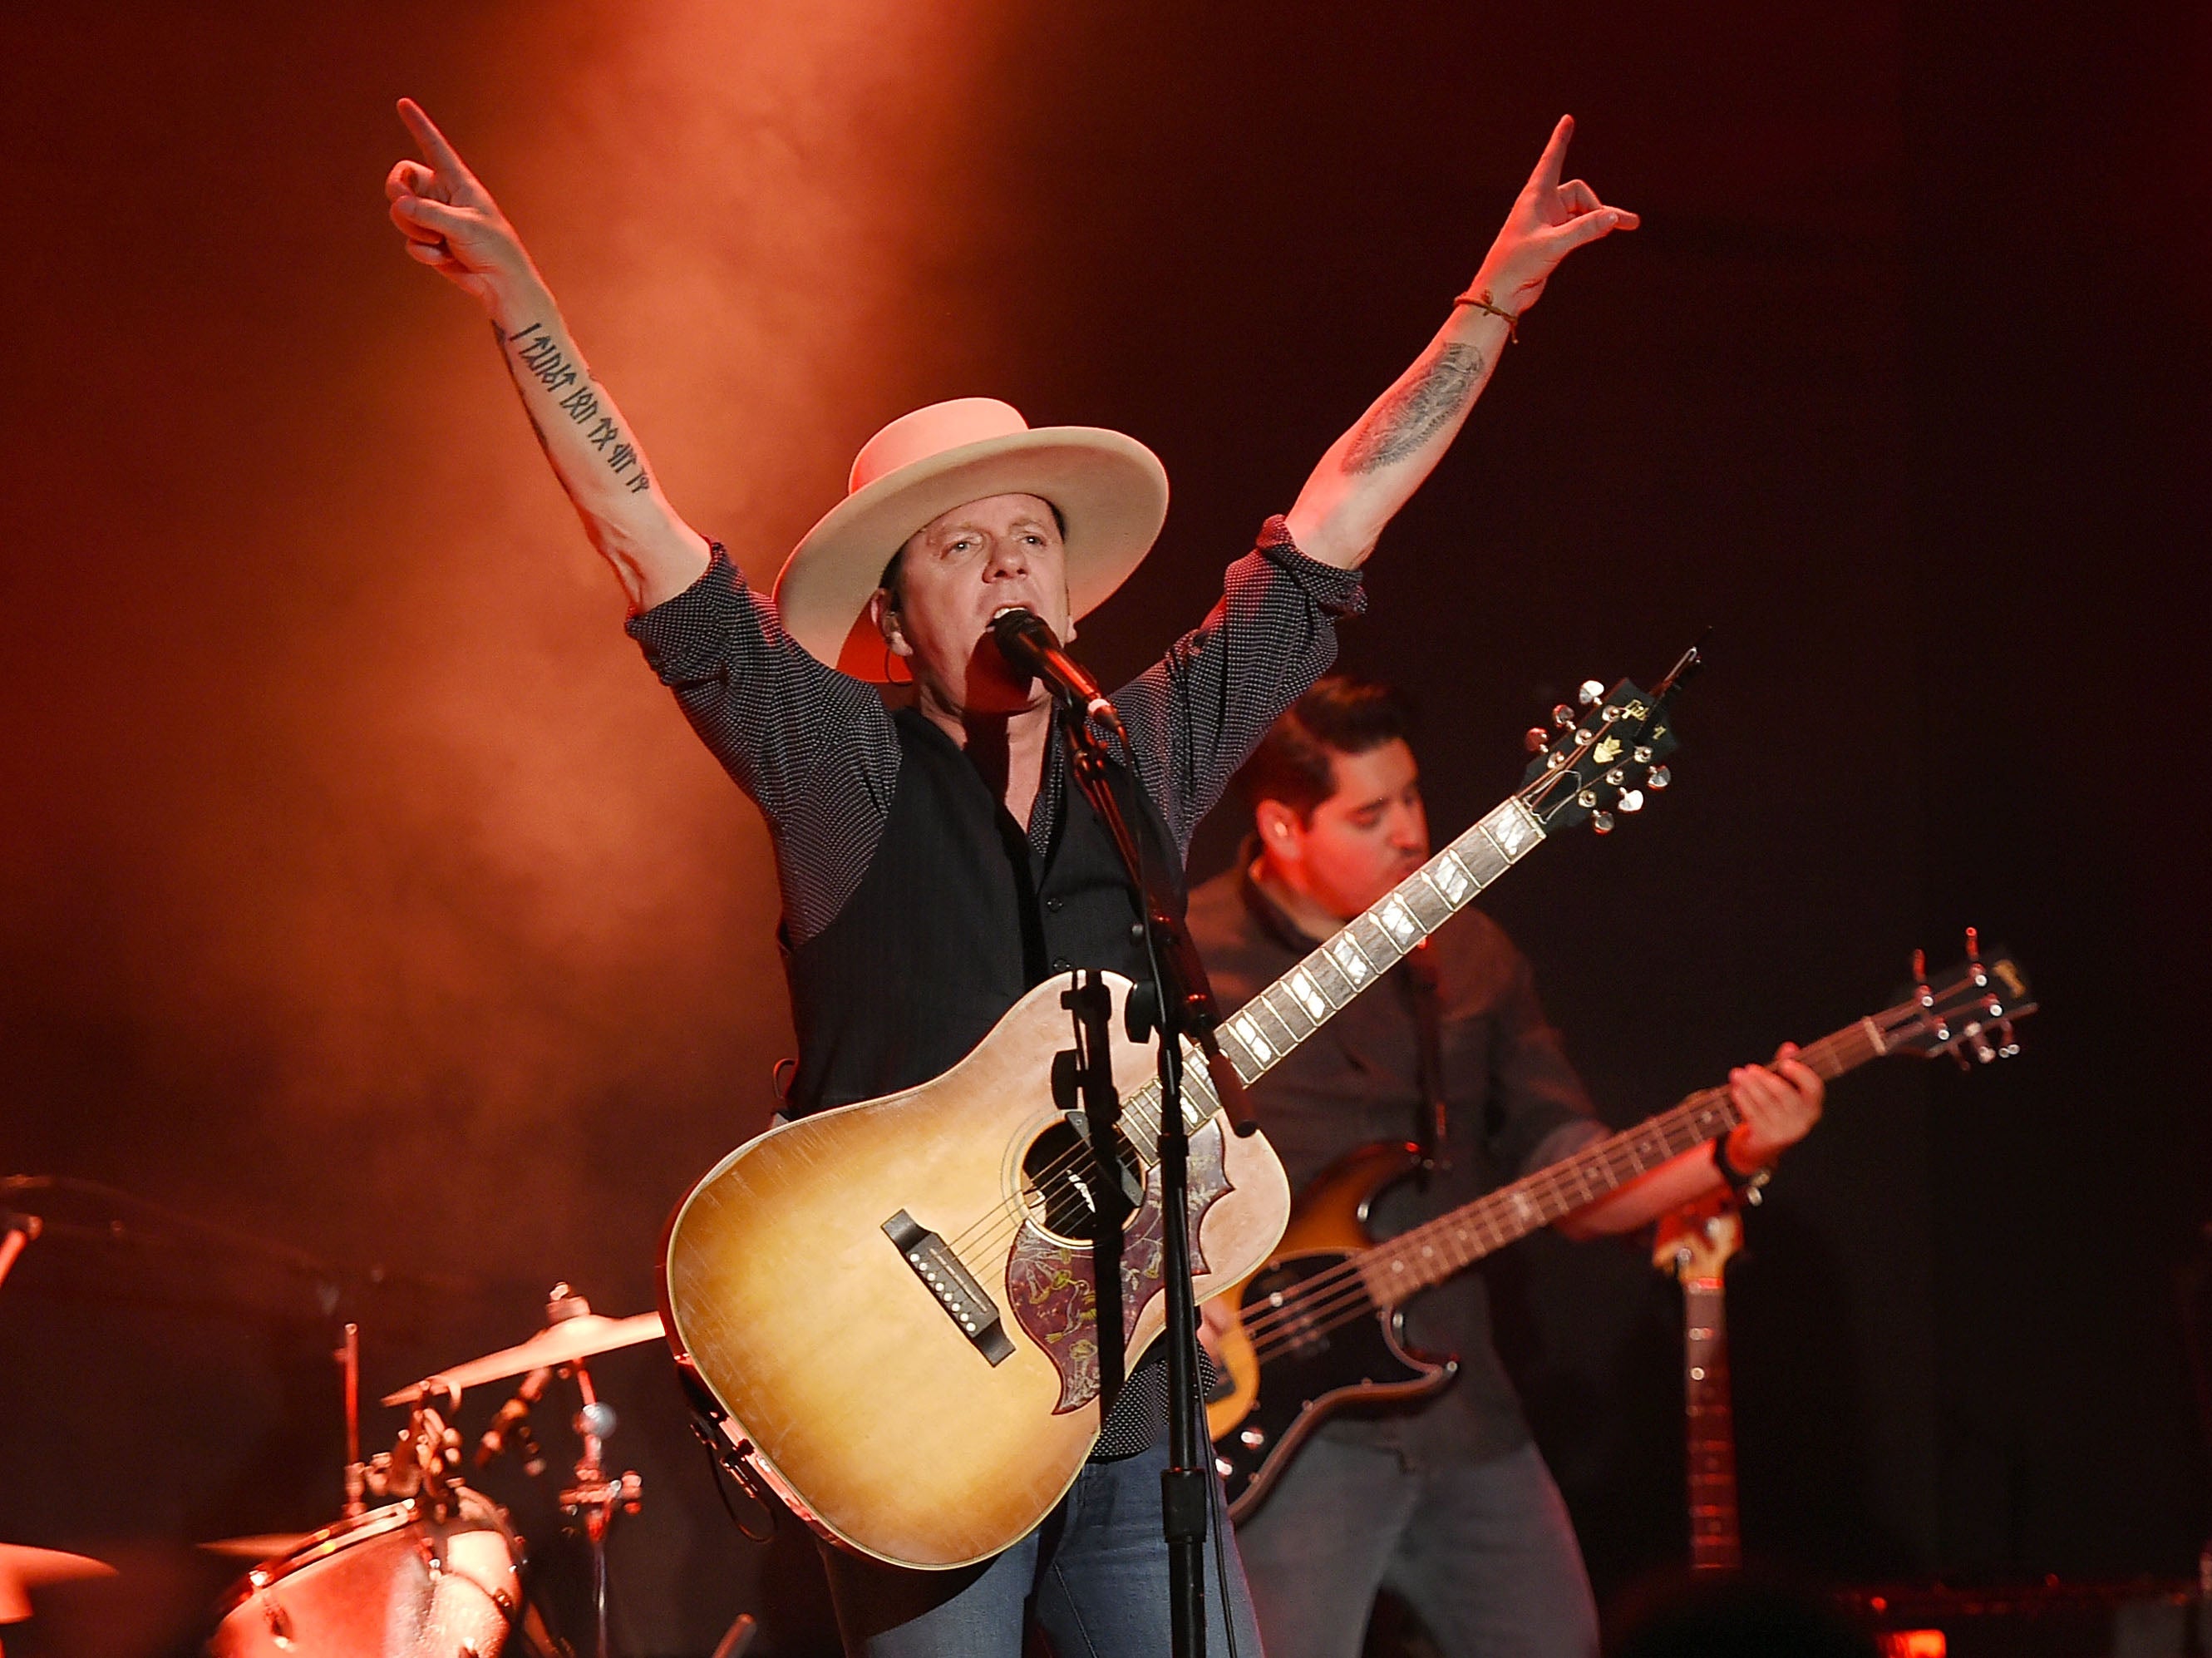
1114, 516, 1367, 856
626, 545, 899, 941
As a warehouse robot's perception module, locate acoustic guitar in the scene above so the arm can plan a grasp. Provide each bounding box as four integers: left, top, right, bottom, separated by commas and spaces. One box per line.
660, 668, 1686, 1567
1204, 937, 2034, 1520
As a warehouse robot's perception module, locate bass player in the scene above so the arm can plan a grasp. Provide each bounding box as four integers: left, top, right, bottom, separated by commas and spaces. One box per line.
1185, 676, 1824, 1658
384, 97, 1635, 1658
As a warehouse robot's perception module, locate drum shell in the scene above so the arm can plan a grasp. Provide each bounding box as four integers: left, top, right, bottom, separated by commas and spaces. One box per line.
210, 1488, 521, 1657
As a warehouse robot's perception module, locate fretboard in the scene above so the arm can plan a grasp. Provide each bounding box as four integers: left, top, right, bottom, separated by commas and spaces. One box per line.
1214, 798, 1549, 1086
1121, 797, 1549, 1145
1683, 1276, 1742, 1572
1353, 1004, 1896, 1305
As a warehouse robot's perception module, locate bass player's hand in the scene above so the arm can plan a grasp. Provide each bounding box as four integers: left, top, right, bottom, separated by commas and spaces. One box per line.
1725, 1042, 1825, 1168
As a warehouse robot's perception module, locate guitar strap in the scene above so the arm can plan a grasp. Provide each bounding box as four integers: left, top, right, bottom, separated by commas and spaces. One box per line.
1402, 940, 1449, 1174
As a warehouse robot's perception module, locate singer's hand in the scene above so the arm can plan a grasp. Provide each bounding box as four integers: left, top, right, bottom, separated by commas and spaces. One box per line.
386, 99, 539, 314
1466, 116, 1639, 320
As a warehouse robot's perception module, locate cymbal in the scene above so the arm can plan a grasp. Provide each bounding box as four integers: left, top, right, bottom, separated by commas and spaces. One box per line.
0, 1542, 114, 1622
382, 1310, 665, 1405
197, 1532, 313, 1561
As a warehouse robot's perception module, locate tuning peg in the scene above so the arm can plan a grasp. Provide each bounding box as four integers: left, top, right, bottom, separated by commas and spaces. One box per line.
1633, 746, 1654, 764
1618, 789, 1644, 813
1997, 1019, 2020, 1058
1524, 726, 1551, 753
1579, 679, 1605, 706
1576, 789, 1599, 809
1590, 810, 1615, 835
1551, 703, 1577, 728
1964, 925, 1981, 961
1604, 767, 1626, 787
1646, 767, 1671, 790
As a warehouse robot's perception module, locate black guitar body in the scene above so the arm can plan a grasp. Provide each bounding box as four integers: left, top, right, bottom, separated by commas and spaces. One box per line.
1214, 1143, 1460, 1521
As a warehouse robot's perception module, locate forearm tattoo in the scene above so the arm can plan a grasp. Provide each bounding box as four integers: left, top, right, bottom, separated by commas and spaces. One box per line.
494, 321, 653, 496
1340, 342, 1485, 474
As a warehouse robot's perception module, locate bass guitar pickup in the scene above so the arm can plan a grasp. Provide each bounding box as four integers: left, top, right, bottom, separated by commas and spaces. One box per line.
883, 1210, 1015, 1365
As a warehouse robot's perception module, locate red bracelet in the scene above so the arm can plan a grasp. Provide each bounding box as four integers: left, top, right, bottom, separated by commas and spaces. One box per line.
1452, 289, 1520, 343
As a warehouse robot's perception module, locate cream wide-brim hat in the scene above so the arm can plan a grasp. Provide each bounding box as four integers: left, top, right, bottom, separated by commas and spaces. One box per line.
773, 397, 1170, 682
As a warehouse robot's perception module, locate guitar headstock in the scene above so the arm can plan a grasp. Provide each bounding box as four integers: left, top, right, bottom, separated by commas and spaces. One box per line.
1518, 644, 1697, 835
1872, 930, 2037, 1065
1655, 1192, 1742, 1281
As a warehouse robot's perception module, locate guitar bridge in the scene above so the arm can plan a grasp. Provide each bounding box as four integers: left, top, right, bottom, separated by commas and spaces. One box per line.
883, 1210, 1015, 1365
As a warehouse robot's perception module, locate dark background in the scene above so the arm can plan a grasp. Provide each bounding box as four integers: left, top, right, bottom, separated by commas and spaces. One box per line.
2, 1, 2205, 1653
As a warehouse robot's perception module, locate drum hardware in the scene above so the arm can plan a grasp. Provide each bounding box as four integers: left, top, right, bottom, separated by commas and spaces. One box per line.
337, 1320, 367, 1519
209, 1488, 529, 1658
393, 1282, 655, 1658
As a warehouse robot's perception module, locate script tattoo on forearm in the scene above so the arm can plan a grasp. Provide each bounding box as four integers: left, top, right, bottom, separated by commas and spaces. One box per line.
1340, 343, 1485, 474
497, 322, 654, 496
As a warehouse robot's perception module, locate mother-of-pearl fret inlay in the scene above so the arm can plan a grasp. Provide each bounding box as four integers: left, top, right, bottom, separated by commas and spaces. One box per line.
1331, 935, 1372, 982
1433, 851, 1471, 900
1485, 800, 1540, 855
1288, 970, 1328, 1019
1231, 1014, 1271, 1063
1381, 897, 1417, 940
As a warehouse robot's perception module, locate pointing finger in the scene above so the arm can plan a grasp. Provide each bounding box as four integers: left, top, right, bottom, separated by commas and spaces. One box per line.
397, 97, 476, 187
1526, 114, 1574, 195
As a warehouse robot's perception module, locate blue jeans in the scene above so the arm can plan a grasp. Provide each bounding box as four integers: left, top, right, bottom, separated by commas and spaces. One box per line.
818, 1436, 1266, 1658
1232, 1436, 1597, 1658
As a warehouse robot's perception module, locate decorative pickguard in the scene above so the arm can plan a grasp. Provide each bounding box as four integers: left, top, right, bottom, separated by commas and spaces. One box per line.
1005, 1120, 1232, 1414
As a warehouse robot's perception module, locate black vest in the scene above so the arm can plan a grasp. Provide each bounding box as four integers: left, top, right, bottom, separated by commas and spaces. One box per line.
784, 706, 1186, 1118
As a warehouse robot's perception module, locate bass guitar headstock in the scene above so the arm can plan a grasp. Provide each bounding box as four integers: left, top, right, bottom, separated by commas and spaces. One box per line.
1655, 1192, 1742, 1282
1873, 929, 2036, 1066
1518, 643, 1700, 836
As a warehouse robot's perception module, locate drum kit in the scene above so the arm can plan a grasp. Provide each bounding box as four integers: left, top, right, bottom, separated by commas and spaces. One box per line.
191, 1282, 749, 1658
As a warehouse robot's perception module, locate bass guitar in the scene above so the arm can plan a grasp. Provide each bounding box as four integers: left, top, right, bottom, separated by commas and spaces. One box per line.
660, 663, 1687, 1568
1205, 935, 2034, 1520
1655, 1193, 1744, 1572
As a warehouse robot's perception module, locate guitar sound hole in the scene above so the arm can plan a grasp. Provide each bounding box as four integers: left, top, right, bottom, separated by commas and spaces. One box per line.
1021, 1118, 1145, 1243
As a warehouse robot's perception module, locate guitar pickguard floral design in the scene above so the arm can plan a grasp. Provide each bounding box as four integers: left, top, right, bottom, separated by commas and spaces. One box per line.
1005, 1120, 1231, 1414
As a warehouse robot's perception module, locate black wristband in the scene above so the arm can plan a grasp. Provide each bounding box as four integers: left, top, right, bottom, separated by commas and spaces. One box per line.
1711, 1133, 1772, 1205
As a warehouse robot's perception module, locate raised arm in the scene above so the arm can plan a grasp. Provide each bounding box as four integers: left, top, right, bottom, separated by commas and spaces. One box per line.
385, 99, 711, 610
1283, 116, 1638, 570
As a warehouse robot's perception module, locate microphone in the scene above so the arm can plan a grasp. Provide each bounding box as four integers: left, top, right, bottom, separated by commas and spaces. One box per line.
989, 608, 1123, 738
475, 1366, 551, 1469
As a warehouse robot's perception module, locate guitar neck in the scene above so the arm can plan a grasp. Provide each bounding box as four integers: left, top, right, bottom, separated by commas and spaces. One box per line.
1214, 799, 1549, 1086
1682, 1275, 1741, 1571
1361, 1002, 1899, 1305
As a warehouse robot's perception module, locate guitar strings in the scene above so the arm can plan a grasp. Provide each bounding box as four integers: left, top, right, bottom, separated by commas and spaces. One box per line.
1234, 995, 1986, 1371
1233, 1022, 1884, 1352
925, 704, 1675, 1282
935, 908, 1891, 1333
930, 764, 1597, 1270
933, 699, 1644, 1265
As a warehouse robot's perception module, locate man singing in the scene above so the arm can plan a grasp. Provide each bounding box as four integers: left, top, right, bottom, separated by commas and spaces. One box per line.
385, 100, 1636, 1658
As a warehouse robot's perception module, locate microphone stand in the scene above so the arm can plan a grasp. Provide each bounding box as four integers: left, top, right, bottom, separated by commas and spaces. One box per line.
1057, 703, 1257, 1658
